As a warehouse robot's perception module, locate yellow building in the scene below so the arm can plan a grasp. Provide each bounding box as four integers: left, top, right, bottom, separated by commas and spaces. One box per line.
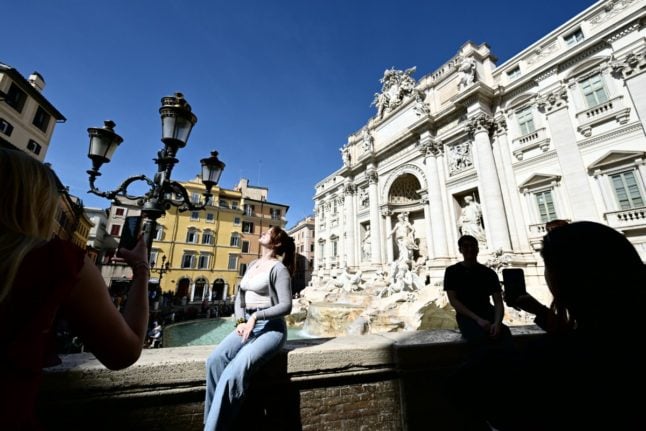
150, 176, 244, 301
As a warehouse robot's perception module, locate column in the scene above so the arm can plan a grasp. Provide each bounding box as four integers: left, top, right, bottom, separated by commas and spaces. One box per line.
366, 167, 383, 265
492, 117, 531, 252
382, 208, 394, 263
468, 114, 512, 251
418, 131, 449, 259
538, 86, 598, 221
344, 181, 357, 268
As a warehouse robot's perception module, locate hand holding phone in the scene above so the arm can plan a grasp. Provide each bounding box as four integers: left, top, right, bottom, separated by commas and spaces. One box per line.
117, 216, 142, 257
502, 268, 527, 308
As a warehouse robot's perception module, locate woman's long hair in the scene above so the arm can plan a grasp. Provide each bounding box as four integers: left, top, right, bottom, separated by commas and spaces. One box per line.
267, 226, 296, 276
541, 221, 645, 332
0, 148, 60, 303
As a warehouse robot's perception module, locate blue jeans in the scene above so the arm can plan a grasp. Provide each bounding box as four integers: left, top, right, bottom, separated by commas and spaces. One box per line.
204, 316, 287, 431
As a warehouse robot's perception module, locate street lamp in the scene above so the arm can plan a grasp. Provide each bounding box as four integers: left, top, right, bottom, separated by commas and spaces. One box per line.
86, 93, 225, 254
151, 255, 170, 284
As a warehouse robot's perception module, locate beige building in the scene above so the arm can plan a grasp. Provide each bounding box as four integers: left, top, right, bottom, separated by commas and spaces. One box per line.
314, 0, 646, 299
287, 216, 316, 293
0, 63, 65, 160
234, 178, 289, 277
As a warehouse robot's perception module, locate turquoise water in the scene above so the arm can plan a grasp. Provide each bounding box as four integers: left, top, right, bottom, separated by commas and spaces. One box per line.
163, 317, 307, 347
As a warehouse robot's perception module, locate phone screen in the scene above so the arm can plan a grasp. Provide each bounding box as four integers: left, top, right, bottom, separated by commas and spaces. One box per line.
502, 268, 527, 301
117, 216, 142, 256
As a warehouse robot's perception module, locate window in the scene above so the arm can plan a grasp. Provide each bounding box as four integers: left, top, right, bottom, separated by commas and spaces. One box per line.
115, 208, 125, 216
110, 224, 121, 236
181, 253, 196, 269
186, 229, 198, 243
516, 106, 535, 136
580, 73, 608, 108
191, 193, 201, 204
198, 254, 210, 269
332, 240, 338, 257
535, 190, 557, 223
234, 217, 241, 225
310, 244, 314, 252
206, 212, 215, 223
242, 222, 254, 233
611, 171, 644, 210
507, 67, 521, 80
5, 83, 27, 113
271, 208, 281, 220
564, 28, 584, 46
32, 107, 51, 132
228, 254, 238, 270
202, 230, 214, 245
244, 204, 254, 216
230, 233, 240, 247
219, 199, 228, 208
241, 240, 250, 253
190, 211, 199, 221
239, 263, 247, 276
154, 226, 164, 240
231, 201, 239, 210
0, 118, 14, 136
27, 140, 42, 156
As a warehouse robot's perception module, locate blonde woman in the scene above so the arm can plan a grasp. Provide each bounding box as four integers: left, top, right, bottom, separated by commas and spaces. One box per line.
0, 148, 150, 429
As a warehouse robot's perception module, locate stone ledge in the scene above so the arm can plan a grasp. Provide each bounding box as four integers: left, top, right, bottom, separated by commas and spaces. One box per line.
40, 326, 545, 430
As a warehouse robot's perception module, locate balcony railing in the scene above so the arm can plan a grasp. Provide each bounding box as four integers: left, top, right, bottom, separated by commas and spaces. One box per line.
576, 95, 630, 137
512, 127, 550, 161
604, 206, 646, 230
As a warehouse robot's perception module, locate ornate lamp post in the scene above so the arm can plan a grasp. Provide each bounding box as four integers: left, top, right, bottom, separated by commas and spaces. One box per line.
86, 93, 225, 254
151, 255, 170, 283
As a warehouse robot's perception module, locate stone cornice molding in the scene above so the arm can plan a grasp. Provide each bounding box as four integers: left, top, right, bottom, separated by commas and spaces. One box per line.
590, 0, 637, 27
605, 20, 641, 43
558, 42, 609, 73
537, 86, 569, 114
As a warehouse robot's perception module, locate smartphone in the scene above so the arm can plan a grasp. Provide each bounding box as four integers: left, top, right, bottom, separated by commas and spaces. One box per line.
502, 268, 527, 304
117, 216, 142, 257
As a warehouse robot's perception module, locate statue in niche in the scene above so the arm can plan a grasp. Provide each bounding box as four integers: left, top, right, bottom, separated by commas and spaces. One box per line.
457, 57, 476, 90
358, 188, 369, 208
387, 212, 418, 261
340, 145, 351, 167
458, 196, 486, 245
361, 225, 372, 261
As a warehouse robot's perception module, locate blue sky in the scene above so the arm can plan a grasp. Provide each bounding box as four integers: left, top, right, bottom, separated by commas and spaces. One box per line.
4, 0, 595, 227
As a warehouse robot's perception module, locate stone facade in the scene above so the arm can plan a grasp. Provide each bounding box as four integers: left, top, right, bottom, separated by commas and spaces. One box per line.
314, 0, 646, 298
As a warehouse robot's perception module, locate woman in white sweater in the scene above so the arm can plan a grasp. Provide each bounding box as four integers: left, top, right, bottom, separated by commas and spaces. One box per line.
204, 226, 295, 430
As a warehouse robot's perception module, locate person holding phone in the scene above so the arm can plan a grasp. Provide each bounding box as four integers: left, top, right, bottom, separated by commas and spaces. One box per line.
485, 222, 645, 429
0, 148, 150, 430
204, 226, 295, 431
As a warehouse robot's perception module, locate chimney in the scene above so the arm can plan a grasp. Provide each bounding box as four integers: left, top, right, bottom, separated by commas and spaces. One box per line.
28, 72, 46, 92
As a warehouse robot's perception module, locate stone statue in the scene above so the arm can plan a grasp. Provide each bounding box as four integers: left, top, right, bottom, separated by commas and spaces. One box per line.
359, 188, 369, 208
340, 146, 351, 166
361, 128, 374, 153
361, 225, 372, 260
387, 212, 418, 261
371, 66, 417, 118
457, 57, 476, 90
458, 196, 486, 244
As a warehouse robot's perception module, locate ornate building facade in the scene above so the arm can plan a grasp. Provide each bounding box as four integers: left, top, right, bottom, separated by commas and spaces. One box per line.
314, 0, 646, 296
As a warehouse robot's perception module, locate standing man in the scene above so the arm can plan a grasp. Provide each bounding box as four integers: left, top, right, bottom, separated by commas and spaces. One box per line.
443, 235, 510, 348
